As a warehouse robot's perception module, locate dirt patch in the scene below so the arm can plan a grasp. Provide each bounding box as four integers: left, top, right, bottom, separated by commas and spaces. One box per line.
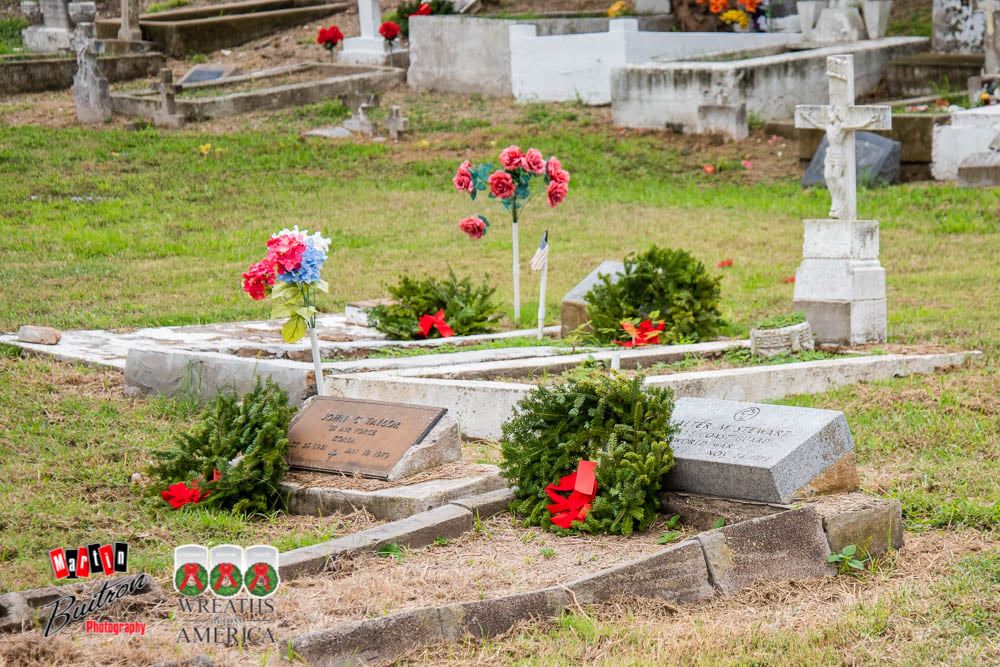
284, 461, 496, 490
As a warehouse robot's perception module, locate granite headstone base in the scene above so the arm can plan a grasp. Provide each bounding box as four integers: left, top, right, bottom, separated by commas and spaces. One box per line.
559, 260, 624, 336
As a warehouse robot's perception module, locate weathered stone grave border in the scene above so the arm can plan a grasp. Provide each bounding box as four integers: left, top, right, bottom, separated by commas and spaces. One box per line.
1, 317, 562, 370
111, 62, 403, 122
281, 490, 903, 666
0, 486, 902, 659
0, 51, 164, 95
95, 0, 350, 57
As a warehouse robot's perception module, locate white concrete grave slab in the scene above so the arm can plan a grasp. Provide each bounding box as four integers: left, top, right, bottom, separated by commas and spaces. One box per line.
932, 104, 1000, 180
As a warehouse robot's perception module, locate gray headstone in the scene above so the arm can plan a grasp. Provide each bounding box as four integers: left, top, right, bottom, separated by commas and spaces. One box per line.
559, 260, 624, 336
665, 397, 858, 504
304, 126, 356, 139
177, 64, 241, 86
803, 131, 901, 189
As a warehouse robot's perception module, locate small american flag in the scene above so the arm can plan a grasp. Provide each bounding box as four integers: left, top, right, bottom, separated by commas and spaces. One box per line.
529, 231, 549, 271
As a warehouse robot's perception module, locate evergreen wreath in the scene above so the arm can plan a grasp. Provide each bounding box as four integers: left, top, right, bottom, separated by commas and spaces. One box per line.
586, 246, 724, 345
500, 368, 677, 535
368, 268, 502, 340
149, 378, 296, 515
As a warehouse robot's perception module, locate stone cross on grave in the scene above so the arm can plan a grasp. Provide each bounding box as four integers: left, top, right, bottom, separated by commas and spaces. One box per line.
791, 55, 890, 346
795, 55, 891, 221
153, 68, 185, 129
118, 0, 142, 41
384, 106, 409, 140
70, 19, 111, 125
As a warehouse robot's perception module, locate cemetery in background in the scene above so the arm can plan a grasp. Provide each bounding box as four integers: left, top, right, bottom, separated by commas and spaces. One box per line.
0, 0, 998, 664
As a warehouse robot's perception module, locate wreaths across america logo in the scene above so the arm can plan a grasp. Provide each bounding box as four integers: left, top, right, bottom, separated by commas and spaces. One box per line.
173, 544, 280, 645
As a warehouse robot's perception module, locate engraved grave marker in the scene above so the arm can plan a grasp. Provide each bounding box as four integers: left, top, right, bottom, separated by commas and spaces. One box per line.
287, 396, 460, 480
665, 397, 859, 504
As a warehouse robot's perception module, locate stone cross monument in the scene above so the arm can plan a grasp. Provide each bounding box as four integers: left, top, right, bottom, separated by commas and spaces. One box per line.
792, 55, 891, 345
69, 5, 111, 125
118, 0, 142, 41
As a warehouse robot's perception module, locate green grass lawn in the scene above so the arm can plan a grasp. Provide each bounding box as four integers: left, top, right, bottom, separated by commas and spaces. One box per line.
0, 93, 998, 664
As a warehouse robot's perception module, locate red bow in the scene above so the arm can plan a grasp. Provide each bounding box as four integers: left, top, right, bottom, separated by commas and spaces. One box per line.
545, 460, 598, 529
161, 469, 221, 510
418, 309, 454, 338
179, 563, 204, 591
614, 319, 665, 348
161, 481, 204, 510
213, 562, 238, 591
248, 562, 270, 593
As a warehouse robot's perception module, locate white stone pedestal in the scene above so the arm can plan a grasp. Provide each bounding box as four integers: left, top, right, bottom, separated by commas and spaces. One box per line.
792, 219, 887, 344
338, 0, 408, 66
340, 36, 406, 65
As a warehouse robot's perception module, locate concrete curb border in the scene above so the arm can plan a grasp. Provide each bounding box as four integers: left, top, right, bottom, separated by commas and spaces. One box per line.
278, 488, 514, 579
281, 466, 507, 521
287, 494, 903, 666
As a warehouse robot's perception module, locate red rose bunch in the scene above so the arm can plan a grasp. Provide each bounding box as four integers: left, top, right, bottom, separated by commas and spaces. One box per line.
316, 25, 344, 50
379, 20, 401, 42
411, 2, 432, 15
450, 146, 570, 320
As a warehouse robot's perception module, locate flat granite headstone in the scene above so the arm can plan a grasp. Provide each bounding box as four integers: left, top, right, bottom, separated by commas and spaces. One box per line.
287, 396, 462, 481
559, 260, 624, 336
665, 397, 859, 504
177, 64, 241, 85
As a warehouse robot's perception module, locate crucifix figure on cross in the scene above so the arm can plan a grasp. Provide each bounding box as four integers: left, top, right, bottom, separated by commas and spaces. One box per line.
795, 55, 891, 221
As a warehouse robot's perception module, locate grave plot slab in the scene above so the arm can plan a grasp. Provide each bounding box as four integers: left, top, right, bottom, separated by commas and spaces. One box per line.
282, 466, 506, 521
95, 0, 351, 57
111, 62, 404, 122
611, 37, 927, 134
281, 491, 901, 665
329, 348, 979, 439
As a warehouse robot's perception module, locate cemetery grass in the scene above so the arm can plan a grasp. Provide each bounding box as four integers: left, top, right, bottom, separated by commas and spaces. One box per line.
0, 92, 998, 661
0, 348, 383, 592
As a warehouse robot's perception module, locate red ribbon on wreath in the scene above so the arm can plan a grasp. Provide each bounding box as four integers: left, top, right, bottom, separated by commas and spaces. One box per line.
161, 469, 222, 510
248, 562, 271, 592
418, 309, 455, 338
213, 562, 238, 591
545, 460, 598, 529
161, 481, 204, 510
179, 563, 204, 591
